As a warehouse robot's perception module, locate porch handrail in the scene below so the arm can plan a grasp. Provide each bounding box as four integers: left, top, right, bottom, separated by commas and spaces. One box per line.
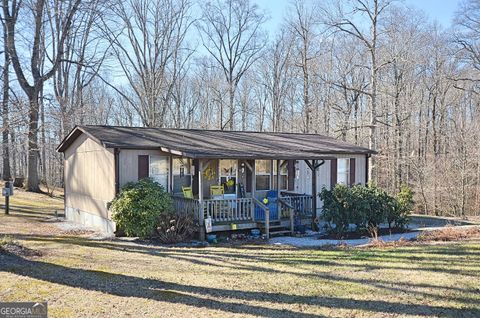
280, 191, 306, 197
253, 197, 270, 239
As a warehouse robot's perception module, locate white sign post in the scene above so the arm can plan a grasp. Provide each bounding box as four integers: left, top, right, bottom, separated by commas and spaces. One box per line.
2, 181, 13, 215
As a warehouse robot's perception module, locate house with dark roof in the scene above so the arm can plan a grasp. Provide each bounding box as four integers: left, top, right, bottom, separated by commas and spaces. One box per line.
57, 125, 375, 238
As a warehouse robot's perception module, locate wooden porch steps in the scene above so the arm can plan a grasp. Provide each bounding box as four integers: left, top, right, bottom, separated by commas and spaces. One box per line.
268, 230, 292, 237
256, 221, 292, 237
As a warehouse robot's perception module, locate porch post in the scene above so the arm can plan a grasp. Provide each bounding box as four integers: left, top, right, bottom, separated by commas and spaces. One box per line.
198, 160, 205, 241
169, 155, 173, 194
311, 160, 317, 224
276, 159, 281, 220
304, 159, 326, 227
251, 161, 256, 221
269, 160, 273, 189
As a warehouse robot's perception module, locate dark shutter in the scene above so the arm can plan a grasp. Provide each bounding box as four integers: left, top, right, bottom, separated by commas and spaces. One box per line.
330, 158, 337, 189
350, 158, 356, 186
287, 160, 295, 191
192, 159, 199, 195
138, 155, 149, 180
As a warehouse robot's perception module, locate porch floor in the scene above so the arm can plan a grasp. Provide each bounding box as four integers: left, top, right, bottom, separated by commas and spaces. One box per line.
210, 216, 312, 233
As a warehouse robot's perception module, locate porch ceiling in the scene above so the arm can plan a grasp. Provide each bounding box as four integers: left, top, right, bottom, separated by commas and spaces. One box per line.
57, 125, 375, 159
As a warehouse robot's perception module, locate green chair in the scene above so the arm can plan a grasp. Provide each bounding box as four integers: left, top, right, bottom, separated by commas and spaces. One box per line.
182, 186, 194, 199
210, 185, 224, 197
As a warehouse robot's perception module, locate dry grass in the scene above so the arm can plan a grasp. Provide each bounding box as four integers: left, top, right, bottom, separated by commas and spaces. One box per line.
418, 226, 480, 242
0, 191, 479, 317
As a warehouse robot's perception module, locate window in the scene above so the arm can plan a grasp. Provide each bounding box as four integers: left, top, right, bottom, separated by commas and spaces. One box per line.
256, 160, 271, 191
219, 160, 237, 194
273, 161, 288, 190
173, 158, 192, 193
149, 155, 169, 189
337, 158, 350, 185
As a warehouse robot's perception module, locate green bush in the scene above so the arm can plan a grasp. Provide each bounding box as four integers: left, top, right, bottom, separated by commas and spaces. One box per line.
320, 184, 353, 233
320, 184, 413, 234
110, 178, 173, 238
392, 185, 414, 229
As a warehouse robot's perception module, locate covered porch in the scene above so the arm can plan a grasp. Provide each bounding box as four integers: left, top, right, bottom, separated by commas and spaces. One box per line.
169, 158, 323, 240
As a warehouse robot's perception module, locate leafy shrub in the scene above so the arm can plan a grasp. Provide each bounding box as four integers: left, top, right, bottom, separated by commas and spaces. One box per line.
111, 178, 173, 238
320, 184, 353, 233
155, 212, 195, 244
320, 184, 413, 234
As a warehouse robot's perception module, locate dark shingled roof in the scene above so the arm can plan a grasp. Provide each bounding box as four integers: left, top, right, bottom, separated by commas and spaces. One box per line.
57, 125, 375, 159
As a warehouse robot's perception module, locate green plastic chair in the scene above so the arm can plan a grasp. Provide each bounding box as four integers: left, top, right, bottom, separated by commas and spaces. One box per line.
182, 186, 194, 199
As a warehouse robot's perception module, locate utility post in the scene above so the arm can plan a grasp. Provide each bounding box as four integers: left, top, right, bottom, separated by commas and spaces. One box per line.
3, 181, 13, 214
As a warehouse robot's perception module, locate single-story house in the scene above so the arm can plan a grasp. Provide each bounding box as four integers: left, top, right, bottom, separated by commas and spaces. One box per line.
56, 125, 375, 238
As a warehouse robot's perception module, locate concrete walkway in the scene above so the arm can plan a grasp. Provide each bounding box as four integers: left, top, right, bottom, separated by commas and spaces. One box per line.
269, 231, 421, 247
269, 224, 480, 248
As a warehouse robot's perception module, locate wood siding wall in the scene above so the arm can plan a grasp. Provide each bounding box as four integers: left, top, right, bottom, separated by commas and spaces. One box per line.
294, 154, 368, 215
64, 134, 115, 219
118, 149, 169, 187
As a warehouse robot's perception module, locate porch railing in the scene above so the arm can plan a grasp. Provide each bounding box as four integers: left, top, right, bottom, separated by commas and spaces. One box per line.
171, 196, 201, 222
204, 198, 253, 223
172, 193, 313, 227
280, 194, 313, 218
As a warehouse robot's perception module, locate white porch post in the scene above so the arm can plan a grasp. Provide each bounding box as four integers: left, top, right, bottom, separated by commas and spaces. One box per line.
276, 159, 281, 220
245, 160, 256, 221
169, 155, 173, 193
269, 160, 274, 189
198, 160, 205, 241
304, 159, 326, 225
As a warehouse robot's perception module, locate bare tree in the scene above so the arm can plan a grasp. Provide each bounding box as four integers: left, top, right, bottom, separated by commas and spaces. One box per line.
288, 0, 318, 133
198, 0, 267, 130
2, 0, 81, 191
256, 27, 295, 132
454, 0, 480, 75
322, 0, 394, 180
101, 0, 194, 128
51, 0, 107, 138
0, 13, 11, 180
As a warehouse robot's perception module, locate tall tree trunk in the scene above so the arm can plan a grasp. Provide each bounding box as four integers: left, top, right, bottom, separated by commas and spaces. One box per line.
10, 128, 15, 178
2, 29, 11, 181
40, 88, 46, 183
368, 8, 378, 182
27, 94, 40, 192
228, 81, 234, 130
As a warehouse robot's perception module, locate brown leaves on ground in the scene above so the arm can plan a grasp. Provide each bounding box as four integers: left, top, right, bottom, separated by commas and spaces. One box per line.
0, 236, 42, 258
417, 226, 480, 242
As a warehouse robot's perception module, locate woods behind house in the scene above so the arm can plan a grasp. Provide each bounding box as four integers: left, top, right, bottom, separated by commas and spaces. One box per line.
1, 0, 480, 217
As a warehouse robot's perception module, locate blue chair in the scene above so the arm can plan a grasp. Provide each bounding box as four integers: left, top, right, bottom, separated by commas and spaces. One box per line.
255, 191, 279, 220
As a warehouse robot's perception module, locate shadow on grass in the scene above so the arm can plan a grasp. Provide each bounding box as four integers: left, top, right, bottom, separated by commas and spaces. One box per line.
11, 233, 480, 274
1, 253, 478, 318
19, 233, 480, 280
0, 205, 59, 220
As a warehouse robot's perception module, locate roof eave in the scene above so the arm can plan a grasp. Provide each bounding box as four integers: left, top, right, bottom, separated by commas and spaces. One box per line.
56, 126, 107, 153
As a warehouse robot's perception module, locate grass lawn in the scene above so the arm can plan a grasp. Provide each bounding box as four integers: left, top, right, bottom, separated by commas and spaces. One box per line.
0, 190, 479, 317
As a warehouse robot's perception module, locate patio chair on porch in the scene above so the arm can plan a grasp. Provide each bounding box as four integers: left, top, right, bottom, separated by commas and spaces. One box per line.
210, 185, 224, 199
255, 190, 279, 221
182, 186, 194, 199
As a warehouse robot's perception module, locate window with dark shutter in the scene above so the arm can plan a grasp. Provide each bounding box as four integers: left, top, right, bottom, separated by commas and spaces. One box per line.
138, 155, 149, 180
